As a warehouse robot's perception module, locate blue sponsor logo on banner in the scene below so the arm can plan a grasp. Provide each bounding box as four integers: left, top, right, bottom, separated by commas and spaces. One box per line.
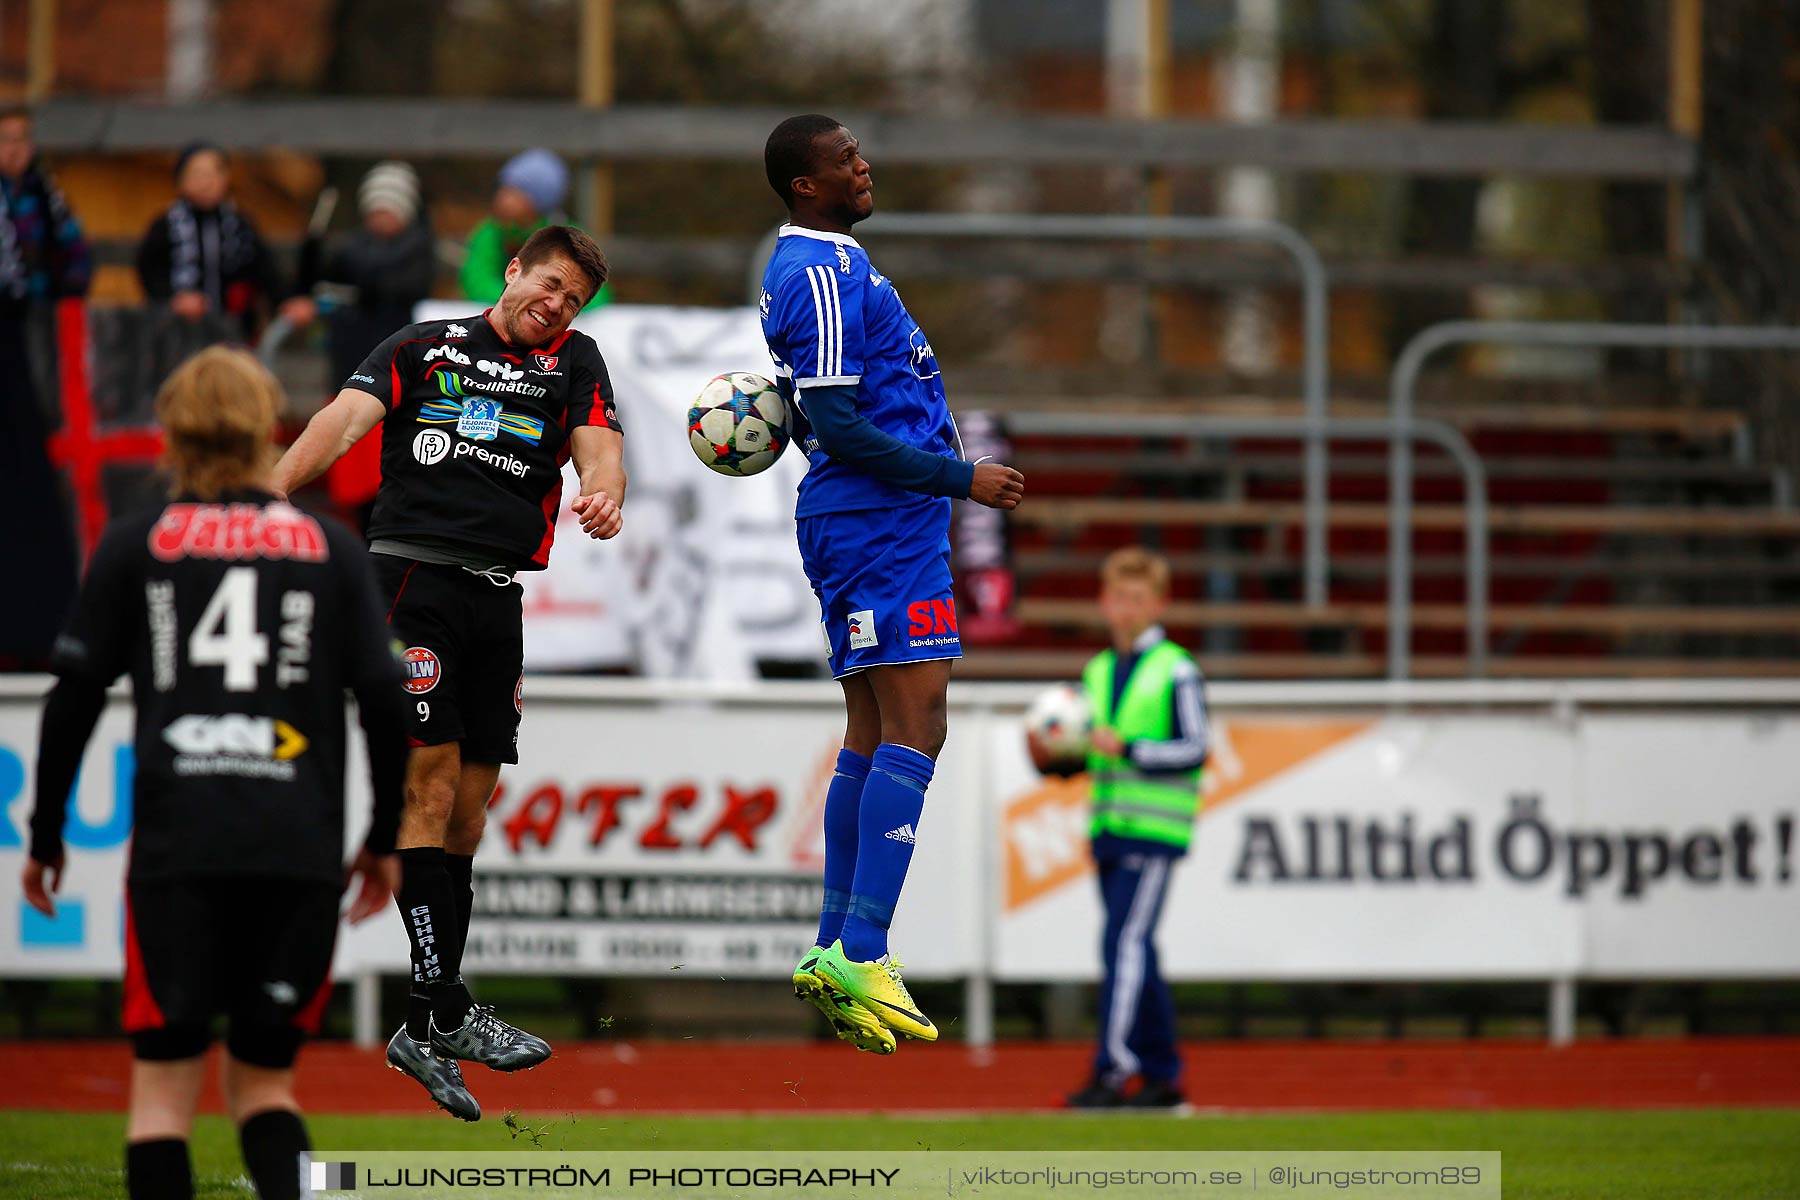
21, 898, 84, 948
1, 744, 134, 850
0, 747, 21, 847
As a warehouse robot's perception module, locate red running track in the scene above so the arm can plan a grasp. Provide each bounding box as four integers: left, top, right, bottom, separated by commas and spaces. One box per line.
9, 1038, 1800, 1115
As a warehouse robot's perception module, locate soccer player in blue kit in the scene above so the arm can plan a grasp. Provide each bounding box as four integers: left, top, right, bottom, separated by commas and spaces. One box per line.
760, 114, 1026, 1053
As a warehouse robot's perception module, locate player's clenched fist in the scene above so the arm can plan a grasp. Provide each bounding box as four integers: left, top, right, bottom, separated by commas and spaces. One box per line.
571, 491, 623, 539
970, 463, 1025, 510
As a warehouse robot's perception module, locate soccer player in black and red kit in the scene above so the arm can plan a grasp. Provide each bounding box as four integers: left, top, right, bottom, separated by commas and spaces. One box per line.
270, 224, 624, 1118
21, 347, 409, 1200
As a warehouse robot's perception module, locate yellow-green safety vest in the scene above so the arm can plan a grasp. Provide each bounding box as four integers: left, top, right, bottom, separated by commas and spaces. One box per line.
1083, 640, 1203, 849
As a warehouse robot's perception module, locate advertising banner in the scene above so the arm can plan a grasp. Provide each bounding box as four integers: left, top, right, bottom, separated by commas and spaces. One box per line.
1575, 716, 1800, 977
3, 683, 1794, 983
412, 302, 820, 680
994, 713, 1799, 981
321, 689, 986, 979
0, 700, 134, 977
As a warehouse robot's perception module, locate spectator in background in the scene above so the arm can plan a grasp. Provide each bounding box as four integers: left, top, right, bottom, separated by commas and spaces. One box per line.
460, 148, 608, 308
135, 141, 284, 344
0, 104, 91, 404
0, 103, 86, 668
286, 161, 436, 383
283, 160, 437, 527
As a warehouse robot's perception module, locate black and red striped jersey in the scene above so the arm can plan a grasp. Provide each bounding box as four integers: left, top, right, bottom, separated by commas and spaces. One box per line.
47, 493, 402, 884
345, 311, 620, 570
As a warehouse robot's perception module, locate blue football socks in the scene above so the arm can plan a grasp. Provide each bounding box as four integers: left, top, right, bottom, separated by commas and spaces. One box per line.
816, 748, 871, 948
840, 742, 935, 962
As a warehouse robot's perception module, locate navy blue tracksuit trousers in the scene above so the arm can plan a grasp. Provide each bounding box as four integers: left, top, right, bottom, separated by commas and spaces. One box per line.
1091, 850, 1180, 1087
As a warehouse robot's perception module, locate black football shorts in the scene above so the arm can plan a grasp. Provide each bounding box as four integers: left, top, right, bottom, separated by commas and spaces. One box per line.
375, 556, 524, 764
124, 876, 341, 1067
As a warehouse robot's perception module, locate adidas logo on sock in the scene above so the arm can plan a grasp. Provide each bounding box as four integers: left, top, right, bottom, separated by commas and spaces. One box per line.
884, 823, 917, 844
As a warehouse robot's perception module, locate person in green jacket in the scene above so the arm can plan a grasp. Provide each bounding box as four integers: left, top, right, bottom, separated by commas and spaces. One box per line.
460, 148, 609, 308
1044, 546, 1209, 1109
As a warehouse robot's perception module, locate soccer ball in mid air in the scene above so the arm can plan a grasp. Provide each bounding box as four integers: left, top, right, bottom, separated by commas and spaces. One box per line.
688, 372, 790, 477
1024, 683, 1093, 775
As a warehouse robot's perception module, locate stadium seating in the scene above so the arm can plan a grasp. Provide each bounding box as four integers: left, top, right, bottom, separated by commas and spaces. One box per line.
968, 393, 1800, 680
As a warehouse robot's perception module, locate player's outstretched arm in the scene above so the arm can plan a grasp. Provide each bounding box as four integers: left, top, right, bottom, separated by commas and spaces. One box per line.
804, 383, 1025, 507
569, 425, 625, 540
269, 387, 386, 499
23, 676, 108, 916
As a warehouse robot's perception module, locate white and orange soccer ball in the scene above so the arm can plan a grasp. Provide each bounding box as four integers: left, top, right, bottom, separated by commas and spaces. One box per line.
688, 371, 791, 477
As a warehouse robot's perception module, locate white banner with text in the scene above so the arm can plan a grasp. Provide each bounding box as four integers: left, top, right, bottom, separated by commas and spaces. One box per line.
1, 682, 1794, 981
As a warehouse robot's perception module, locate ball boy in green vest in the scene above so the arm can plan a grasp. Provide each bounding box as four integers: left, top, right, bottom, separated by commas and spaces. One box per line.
1047, 547, 1209, 1108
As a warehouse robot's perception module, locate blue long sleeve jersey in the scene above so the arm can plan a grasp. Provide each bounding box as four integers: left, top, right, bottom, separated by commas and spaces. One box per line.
759, 224, 973, 515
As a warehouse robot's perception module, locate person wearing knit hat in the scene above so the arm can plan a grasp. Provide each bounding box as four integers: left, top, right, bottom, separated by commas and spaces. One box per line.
282, 160, 438, 526
359, 160, 420, 229
497, 149, 566, 221
460, 148, 608, 308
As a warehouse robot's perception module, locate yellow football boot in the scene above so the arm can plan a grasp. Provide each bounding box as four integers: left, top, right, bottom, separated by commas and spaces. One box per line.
811, 940, 937, 1042
792, 946, 896, 1055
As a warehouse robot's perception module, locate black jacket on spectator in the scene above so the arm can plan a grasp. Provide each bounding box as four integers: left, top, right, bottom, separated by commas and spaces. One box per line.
297, 219, 436, 381
0, 160, 90, 314
135, 199, 282, 340
0, 160, 86, 667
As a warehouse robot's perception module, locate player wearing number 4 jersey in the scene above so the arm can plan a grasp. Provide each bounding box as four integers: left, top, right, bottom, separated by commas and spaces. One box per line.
22, 348, 409, 1200
760, 115, 1026, 1052
272, 224, 626, 1119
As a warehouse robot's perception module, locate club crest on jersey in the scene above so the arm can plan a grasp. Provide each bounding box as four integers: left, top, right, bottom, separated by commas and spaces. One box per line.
457, 398, 501, 441
836, 244, 852, 274
532, 352, 558, 373
402, 646, 442, 694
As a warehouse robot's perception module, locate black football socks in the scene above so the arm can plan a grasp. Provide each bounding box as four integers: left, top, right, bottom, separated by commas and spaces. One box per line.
126, 1138, 192, 1200
438, 852, 478, 1031
444, 852, 476, 963
238, 1109, 308, 1200
396, 846, 461, 1041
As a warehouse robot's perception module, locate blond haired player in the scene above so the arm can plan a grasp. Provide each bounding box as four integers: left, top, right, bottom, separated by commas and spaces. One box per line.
24, 347, 408, 1198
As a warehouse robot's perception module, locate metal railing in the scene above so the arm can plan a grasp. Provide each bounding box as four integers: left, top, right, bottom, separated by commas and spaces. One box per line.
750, 214, 1336, 607
1387, 321, 1800, 680
1006, 412, 1489, 674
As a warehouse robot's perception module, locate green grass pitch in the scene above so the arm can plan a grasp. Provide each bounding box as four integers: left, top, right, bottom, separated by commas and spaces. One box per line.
2, 1108, 1798, 1198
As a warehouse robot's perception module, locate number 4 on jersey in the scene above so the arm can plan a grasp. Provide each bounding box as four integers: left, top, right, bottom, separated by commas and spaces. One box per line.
189, 567, 270, 692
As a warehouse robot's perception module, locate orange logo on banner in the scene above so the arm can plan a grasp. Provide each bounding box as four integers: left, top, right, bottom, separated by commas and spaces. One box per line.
786, 741, 845, 872
1002, 720, 1372, 911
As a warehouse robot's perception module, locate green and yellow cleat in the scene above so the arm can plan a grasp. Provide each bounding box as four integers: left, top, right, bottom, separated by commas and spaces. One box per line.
793, 947, 896, 1055
811, 940, 938, 1042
